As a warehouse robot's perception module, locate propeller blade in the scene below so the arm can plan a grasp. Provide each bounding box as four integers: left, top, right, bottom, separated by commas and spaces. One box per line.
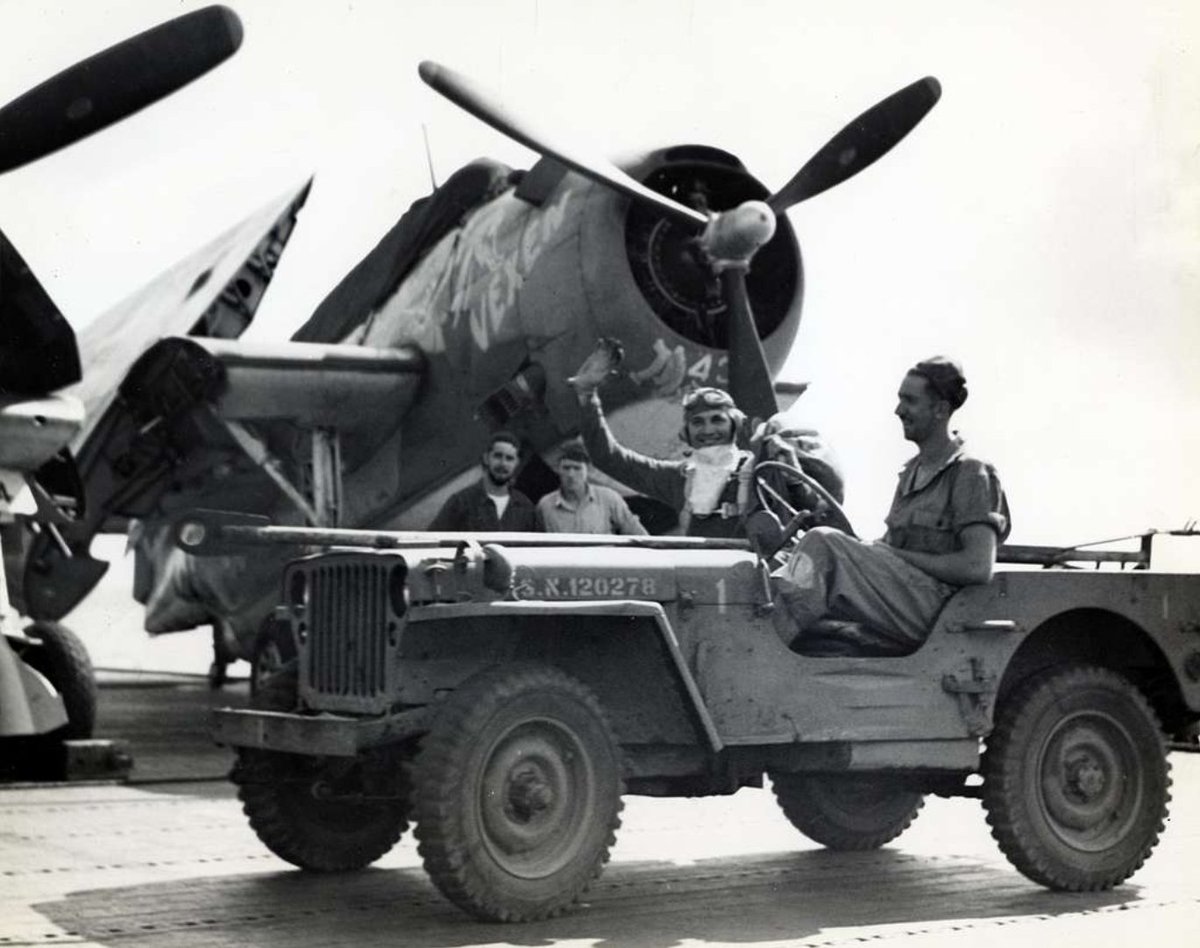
419, 61, 707, 231
0, 5, 243, 175
720, 268, 778, 425
767, 76, 941, 214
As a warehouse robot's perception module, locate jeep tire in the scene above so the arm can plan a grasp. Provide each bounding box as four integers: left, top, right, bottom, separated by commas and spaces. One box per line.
981, 663, 1170, 891
411, 663, 624, 922
771, 773, 925, 850
233, 661, 409, 871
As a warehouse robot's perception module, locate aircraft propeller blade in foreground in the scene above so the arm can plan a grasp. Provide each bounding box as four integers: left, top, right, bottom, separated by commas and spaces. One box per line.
0, 5, 246, 392
419, 60, 940, 424
0, 4, 243, 175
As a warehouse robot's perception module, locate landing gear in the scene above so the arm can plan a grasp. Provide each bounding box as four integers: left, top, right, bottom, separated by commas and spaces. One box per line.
18, 620, 96, 739
982, 663, 1170, 890
410, 663, 624, 921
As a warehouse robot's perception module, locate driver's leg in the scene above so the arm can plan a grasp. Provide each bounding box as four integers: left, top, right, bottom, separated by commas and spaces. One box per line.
771, 527, 953, 648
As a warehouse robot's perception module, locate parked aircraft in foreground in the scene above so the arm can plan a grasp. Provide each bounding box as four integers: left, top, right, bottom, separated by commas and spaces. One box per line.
1, 4, 248, 755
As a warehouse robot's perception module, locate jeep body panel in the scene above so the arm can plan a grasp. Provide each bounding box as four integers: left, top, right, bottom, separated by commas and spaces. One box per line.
216, 537, 1200, 780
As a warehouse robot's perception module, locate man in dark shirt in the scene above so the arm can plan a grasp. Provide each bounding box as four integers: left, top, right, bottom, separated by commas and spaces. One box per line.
427, 430, 537, 531
773, 356, 1010, 651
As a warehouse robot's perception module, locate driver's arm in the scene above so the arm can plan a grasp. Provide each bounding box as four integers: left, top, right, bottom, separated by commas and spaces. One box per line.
881, 523, 998, 586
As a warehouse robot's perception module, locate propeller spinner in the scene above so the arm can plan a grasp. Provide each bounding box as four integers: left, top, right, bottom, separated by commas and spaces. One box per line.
418, 60, 941, 423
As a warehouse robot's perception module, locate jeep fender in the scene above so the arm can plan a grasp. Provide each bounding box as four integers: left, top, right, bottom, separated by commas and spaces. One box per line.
401, 599, 722, 751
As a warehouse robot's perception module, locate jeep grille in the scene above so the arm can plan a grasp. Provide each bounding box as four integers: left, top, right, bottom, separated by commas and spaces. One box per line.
300, 558, 399, 714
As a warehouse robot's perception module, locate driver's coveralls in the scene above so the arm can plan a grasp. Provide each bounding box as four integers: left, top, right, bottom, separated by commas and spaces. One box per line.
772, 437, 1010, 649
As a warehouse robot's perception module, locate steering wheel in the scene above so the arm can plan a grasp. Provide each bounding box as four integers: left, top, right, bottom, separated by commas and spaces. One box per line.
752, 459, 857, 558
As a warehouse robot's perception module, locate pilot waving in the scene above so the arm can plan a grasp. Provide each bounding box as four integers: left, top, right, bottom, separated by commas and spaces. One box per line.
569, 345, 756, 538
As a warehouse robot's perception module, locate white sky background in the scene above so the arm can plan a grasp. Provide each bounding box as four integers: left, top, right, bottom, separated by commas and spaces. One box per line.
0, 0, 1197, 548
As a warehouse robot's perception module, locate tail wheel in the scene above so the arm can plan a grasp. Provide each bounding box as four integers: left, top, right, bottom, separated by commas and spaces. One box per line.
411, 663, 624, 922
232, 660, 409, 871
20, 621, 96, 739
771, 773, 925, 850
982, 663, 1171, 890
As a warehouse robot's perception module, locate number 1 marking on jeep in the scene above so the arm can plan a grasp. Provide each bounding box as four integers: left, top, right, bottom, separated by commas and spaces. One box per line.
716, 577, 728, 612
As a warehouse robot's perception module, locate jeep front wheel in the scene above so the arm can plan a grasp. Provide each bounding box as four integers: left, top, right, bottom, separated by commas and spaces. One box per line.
981, 663, 1170, 891
232, 659, 409, 871
411, 663, 623, 922
771, 773, 925, 850
234, 749, 410, 871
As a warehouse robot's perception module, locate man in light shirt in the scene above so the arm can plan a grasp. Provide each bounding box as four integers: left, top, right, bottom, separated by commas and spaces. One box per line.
535, 443, 647, 535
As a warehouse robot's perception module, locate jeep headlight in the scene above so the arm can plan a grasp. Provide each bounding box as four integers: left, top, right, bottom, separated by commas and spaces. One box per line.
288, 570, 308, 610
388, 562, 409, 616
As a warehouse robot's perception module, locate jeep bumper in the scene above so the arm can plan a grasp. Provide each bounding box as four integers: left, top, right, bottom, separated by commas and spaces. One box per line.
211, 706, 430, 757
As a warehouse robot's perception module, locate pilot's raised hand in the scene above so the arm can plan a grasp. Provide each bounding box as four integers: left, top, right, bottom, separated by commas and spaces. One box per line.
568, 338, 625, 397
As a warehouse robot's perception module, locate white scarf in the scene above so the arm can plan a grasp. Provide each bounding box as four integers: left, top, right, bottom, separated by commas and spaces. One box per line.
685, 444, 740, 515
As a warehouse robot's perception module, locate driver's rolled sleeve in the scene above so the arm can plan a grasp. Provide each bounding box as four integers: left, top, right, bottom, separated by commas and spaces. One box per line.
950, 459, 1009, 538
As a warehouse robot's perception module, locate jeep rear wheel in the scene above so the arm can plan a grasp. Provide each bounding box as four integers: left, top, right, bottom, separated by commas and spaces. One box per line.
982, 664, 1170, 891
411, 663, 623, 922
771, 773, 925, 850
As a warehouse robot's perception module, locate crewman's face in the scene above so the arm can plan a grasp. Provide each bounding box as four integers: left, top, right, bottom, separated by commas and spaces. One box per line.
483, 440, 519, 485
686, 409, 734, 447
895, 373, 948, 444
557, 458, 588, 494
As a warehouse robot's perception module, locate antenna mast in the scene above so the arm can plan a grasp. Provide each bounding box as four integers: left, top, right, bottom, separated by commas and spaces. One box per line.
421, 123, 438, 189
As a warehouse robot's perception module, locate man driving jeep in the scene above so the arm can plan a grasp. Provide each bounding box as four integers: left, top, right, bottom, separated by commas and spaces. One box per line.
772, 356, 1010, 652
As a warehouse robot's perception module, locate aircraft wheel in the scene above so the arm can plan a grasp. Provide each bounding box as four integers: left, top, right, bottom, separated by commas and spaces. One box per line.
770, 772, 925, 850
20, 621, 97, 739
233, 661, 410, 871
411, 663, 624, 921
982, 663, 1170, 890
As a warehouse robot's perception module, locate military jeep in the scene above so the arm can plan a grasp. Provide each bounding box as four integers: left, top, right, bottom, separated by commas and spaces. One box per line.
197, 514, 1199, 922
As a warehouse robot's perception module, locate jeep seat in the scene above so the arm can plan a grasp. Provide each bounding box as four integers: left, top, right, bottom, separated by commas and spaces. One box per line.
793, 618, 920, 657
